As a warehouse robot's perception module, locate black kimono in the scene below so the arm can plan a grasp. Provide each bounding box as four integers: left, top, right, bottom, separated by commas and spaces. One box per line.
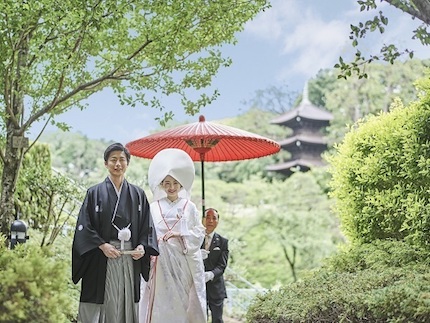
72, 177, 159, 304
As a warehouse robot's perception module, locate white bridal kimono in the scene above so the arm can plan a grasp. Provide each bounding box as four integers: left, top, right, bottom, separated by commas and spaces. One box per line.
140, 197, 207, 323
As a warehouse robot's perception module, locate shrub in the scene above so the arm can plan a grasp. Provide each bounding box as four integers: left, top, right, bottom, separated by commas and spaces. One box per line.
0, 237, 75, 322
327, 77, 430, 249
246, 77, 430, 322
246, 240, 430, 323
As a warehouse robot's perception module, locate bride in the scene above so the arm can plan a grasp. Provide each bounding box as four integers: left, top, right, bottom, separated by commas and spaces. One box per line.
139, 148, 207, 323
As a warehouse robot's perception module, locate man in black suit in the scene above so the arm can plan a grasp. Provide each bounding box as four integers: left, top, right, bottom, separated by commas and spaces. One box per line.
202, 208, 229, 323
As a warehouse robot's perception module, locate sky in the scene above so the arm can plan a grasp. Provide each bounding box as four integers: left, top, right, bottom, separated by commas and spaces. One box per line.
30, 0, 429, 144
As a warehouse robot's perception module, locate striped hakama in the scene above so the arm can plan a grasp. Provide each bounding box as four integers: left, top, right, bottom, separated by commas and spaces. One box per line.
78, 241, 138, 323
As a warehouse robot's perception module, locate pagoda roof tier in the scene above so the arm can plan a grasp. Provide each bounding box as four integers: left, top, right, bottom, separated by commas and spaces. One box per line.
278, 134, 327, 147
271, 81, 333, 126
266, 158, 326, 172
271, 102, 333, 125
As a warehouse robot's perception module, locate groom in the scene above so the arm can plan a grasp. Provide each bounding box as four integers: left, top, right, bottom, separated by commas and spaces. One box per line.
202, 208, 229, 323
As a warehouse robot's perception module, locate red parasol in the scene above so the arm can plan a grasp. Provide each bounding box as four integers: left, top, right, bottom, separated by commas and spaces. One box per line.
126, 115, 280, 215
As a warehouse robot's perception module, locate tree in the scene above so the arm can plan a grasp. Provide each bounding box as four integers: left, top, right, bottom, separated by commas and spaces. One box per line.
0, 0, 269, 236
309, 59, 430, 145
336, 0, 430, 79
253, 172, 340, 284
219, 172, 341, 287
16, 143, 84, 246
243, 83, 299, 115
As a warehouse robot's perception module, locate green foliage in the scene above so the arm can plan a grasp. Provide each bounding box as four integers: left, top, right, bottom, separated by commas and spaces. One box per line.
0, 240, 75, 322
246, 240, 430, 323
314, 59, 430, 145
251, 173, 340, 284
308, 69, 339, 108
327, 76, 430, 248
37, 106, 342, 289
336, 0, 429, 79
325, 239, 428, 273
213, 172, 341, 287
16, 143, 84, 246
0, 0, 270, 236
40, 132, 112, 182
243, 72, 430, 322
0, 0, 270, 129
202, 108, 291, 183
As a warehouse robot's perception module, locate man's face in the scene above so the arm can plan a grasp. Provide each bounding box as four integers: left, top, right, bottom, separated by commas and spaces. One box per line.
203, 209, 219, 234
105, 150, 128, 178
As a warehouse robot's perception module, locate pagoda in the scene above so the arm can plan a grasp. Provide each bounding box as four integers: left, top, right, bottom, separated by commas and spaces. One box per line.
266, 83, 333, 177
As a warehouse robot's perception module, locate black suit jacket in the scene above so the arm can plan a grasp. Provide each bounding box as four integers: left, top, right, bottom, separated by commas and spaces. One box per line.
202, 232, 229, 300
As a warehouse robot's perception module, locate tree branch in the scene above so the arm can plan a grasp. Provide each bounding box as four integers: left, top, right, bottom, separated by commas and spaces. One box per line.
24, 115, 52, 155
384, 0, 430, 24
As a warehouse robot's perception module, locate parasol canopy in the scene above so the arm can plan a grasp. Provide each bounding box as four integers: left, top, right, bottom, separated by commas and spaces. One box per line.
126, 115, 280, 214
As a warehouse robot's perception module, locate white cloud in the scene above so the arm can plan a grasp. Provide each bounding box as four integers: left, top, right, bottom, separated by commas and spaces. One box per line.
245, 0, 302, 42
245, 0, 353, 80
244, 0, 426, 82
281, 18, 350, 78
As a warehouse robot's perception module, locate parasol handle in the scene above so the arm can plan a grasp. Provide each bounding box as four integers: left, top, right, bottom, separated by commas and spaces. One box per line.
201, 153, 205, 217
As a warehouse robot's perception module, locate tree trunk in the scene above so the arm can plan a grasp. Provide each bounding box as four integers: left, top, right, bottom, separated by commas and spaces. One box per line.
0, 34, 28, 238
282, 243, 297, 282
0, 133, 24, 237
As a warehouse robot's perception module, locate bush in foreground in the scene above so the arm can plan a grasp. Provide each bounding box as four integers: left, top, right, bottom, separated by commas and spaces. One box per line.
0, 238, 75, 322
327, 76, 430, 248
246, 240, 430, 322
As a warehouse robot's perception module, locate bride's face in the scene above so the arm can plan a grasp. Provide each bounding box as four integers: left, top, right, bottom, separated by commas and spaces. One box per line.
161, 175, 182, 201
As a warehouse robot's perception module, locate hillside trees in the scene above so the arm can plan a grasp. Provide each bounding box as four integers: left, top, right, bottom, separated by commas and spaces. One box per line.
247, 172, 340, 285
310, 59, 430, 144
245, 60, 429, 153
40, 129, 340, 287
0, 0, 269, 236
338, 0, 430, 78
210, 171, 341, 287
208, 108, 291, 183
40, 132, 112, 184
